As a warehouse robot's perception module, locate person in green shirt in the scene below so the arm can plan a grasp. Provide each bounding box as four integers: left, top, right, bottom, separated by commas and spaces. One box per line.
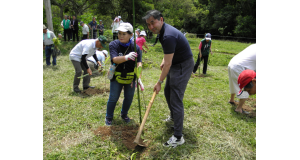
61, 15, 71, 41
193, 33, 213, 75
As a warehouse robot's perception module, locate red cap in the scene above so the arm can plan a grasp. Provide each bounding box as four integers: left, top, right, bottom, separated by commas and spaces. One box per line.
237, 70, 256, 95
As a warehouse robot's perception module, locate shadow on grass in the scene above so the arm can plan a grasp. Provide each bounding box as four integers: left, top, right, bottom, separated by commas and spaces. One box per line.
68, 87, 110, 98
43, 64, 60, 71
192, 73, 213, 78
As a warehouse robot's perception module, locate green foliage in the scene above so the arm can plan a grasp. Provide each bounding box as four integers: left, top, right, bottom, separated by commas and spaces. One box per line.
131, 152, 137, 160
46, 0, 255, 41
78, 12, 94, 25
52, 16, 63, 34
52, 37, 61, 46
186, 33, 197, 38
234, 15, 256, 37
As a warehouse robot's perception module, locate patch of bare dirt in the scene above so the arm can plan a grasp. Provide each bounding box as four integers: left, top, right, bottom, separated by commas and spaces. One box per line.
81, 88, 110, 96
93, 124, 147, 149
234, 98, 256, 117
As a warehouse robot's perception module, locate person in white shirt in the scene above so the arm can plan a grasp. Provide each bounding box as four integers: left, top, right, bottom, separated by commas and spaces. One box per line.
228, 44, 256, 114
80, 21, 89, 40
111, 17, 121, 40
87, 49, 108, 75
69, 35, 107, 93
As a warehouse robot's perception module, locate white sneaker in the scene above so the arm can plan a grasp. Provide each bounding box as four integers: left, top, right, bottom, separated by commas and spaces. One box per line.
163, 135, 185, 148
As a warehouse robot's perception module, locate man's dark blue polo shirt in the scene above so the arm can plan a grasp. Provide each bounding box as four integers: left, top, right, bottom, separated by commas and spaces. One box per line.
159, 23, 193, 65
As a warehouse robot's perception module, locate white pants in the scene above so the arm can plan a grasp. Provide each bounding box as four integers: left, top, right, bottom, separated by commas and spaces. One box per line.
228, 65, 249, 99
87, 61, 100, 76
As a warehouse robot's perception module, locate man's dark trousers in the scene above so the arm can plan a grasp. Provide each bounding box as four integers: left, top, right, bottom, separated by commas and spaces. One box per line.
73, 29, 79, 41
164, 57, 194, 137
64, 29, 70, 41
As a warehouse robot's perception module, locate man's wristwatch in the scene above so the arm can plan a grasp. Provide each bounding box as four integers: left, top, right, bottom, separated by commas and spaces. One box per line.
158, 79, 163, 84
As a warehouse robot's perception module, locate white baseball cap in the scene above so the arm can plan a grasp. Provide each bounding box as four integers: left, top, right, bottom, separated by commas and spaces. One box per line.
115, 23, 133, 33
140, 31, 147, 36
118, 16, 121, 19
102, 50, 108, 57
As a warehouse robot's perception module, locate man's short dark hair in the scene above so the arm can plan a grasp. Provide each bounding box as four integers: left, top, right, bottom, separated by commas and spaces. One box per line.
142, 10, 163, 21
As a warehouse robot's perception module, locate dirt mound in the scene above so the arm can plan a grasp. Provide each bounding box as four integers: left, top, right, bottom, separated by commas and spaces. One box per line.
93, 124, 146, 149
81, 88, 110, 96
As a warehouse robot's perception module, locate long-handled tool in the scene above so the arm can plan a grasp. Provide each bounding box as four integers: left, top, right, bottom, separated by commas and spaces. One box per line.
134, 91, 157, 146
198, 53, 201, 76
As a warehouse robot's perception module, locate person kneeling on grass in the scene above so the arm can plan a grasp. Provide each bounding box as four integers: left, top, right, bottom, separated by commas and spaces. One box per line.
69, 35, 107, 93
228, 44, 256, 114
105, 22, 142, 126
87, 49, 108, 76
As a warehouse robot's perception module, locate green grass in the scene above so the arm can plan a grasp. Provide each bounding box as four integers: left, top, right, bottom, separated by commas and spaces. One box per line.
44, 39, 255, 159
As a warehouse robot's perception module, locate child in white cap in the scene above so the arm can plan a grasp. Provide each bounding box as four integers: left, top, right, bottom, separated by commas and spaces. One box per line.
136, 31, 149, 53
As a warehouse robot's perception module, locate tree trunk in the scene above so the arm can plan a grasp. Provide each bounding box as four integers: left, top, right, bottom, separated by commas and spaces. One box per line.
44, 0, 54, 31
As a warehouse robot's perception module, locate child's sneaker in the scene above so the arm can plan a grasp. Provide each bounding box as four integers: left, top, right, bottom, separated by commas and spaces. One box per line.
121, 114, 130, 123
105, 117, 113, 126
163, 135, 185, 148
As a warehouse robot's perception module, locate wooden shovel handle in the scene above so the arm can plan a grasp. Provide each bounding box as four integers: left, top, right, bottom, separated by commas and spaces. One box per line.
134, 92, 157, 145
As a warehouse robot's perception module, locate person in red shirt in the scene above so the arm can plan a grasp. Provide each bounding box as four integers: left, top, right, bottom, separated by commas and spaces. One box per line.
136, 31, 149, 53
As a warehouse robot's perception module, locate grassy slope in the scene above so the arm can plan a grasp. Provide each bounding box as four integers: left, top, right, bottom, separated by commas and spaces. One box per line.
43, 38, 255, 159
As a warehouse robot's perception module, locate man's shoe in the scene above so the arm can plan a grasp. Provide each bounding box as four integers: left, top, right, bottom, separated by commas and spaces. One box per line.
121, 114, 130, 123
74, 88, 81, 93
83, 86, 95, 90
163, 135, 185, 148
105, 117, 113, 126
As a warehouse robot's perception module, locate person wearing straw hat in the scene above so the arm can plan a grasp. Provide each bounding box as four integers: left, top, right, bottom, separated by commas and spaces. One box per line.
105, 22, 142, 126
69, 35, 107, 93
136, 31, 149, 53
228, 44, 256, 114
192, 33, 213, 75
143, 10, 194, 148
87, 49, 108, 76
43, 24, 57, 66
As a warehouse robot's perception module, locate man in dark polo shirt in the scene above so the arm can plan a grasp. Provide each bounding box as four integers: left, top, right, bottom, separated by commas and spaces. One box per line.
143, 10, 194, 148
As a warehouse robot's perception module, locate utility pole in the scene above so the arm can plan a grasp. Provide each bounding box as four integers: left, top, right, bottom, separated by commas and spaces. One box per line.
44, 0, 54, 31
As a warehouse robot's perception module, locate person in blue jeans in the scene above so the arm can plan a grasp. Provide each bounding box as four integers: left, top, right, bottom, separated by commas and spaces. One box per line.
43, 24, 57, 66
106, 22, 142, 126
